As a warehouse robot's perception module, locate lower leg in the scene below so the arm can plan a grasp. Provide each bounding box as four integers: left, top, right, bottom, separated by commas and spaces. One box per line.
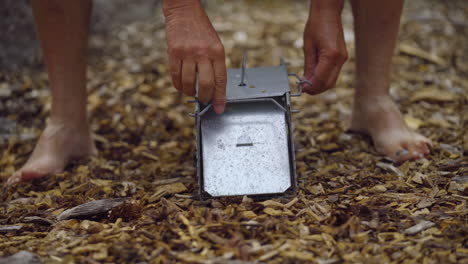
350, 0, 431, 162
8, 0, 95, 184
35, 0, 92, 124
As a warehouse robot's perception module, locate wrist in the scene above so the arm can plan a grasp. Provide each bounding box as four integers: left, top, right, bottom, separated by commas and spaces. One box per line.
162, 0, 202, 17
309, 0, 344, 18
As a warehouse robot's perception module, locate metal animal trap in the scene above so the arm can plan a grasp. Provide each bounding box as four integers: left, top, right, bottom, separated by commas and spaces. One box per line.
192, 56, 309, 200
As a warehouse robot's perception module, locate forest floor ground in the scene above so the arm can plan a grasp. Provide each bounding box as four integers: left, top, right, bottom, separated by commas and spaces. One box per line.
1, 1, 467, 263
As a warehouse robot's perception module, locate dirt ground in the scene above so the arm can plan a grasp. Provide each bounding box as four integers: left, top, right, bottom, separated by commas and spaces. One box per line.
0, 0, 467, 263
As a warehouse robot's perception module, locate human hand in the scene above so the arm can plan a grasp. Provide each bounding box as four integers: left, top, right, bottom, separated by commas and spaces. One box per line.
163, 0, 227, 114
303, 0, 347, 95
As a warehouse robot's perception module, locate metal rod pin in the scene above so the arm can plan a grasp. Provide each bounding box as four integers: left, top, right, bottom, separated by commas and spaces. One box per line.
239, 53, 247, 86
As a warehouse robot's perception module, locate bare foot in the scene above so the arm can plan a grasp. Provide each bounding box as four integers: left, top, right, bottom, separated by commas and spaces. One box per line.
350, 95, 432, 163
7, 120, 96, 185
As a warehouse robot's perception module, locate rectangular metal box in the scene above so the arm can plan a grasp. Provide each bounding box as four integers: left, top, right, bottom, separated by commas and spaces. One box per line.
194, 62, 302, 199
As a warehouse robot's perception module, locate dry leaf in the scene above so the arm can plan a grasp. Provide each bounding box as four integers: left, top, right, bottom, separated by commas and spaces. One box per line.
399, 44, 447, 66
1, 1, 466, 263
410, 87, 457, 102
404, 115, 424, 130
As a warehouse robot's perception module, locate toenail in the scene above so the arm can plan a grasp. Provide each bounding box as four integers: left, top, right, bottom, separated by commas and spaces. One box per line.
396, 149, 409, 156
7, 176, 19, 185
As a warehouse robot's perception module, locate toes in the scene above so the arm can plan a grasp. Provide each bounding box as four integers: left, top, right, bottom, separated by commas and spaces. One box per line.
393, 148, 421, 163
375, 143, 417, 163
366, 133, 432, 164
6, 172, 21, 186
406, 135, 432, 156
415, 134, 433, 150
7, 166, 52, 185
402, 142, 422, 158
20, 170, 47, 181
400, 139, 430, 161
417, 141, 430, 155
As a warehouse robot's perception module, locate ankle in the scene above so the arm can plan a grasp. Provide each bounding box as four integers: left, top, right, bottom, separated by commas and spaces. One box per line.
46, 117, 91, 134
354, 93, 392, 104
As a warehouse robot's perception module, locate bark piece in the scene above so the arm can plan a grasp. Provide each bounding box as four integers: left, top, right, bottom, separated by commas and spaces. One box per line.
376, 162, 404, 177
56, 198, 127, 221
404, 220, 436, 235
21, 216, 55, 226
0, 251, 42, 264
0, 225, 23, 233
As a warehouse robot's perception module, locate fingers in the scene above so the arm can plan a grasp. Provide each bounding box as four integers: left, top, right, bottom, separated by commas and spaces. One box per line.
326, 64, 342, 90
303, 49, 347, 95
181, 60, 196, 96
212, 57, 227, 114
176, 57, 226, 114
305, 57, 336, 95
168, 44, 226, 114
197, 60, 215, 104
169, 58, 182, 91
303, 44, 317, 92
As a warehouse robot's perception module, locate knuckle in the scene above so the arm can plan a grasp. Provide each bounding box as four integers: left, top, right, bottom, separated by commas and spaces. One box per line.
198, 80, 213, 89
328, 49, 341, 60
341, 51, 349, 63
170, 76, 180, 85
182, 80, 194, 88
182, 78, 194, 88
342, 55, 348, 63
194, 45, 210, 57
213, 97, 226, 104
170, 70, 179, 77
170, 65, 180, 75
198, 93, 211, 103
169, 45, 186, 57
210, 44, 225, 56
327, 48, 348, 62
214, 75, 227, 86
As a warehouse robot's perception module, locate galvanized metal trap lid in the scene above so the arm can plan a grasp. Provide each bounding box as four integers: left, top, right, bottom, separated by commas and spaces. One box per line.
226, 65, 290, 101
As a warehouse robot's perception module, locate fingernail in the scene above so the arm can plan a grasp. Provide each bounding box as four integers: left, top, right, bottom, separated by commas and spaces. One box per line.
214, 103, 225, 114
